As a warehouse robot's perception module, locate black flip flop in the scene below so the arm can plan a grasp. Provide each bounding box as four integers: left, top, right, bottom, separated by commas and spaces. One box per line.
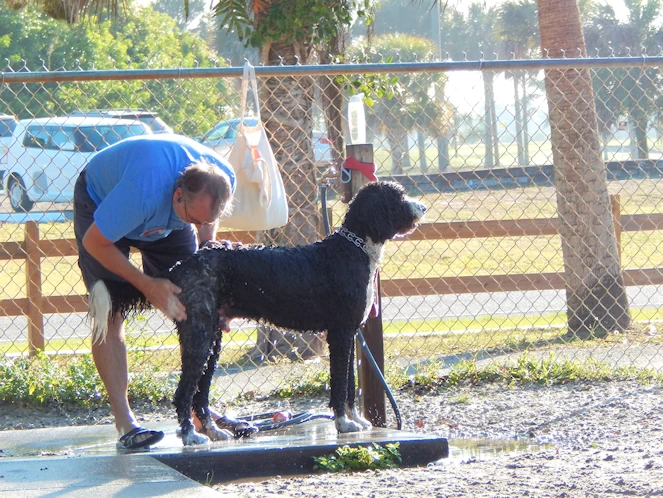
117, 427, 165, 450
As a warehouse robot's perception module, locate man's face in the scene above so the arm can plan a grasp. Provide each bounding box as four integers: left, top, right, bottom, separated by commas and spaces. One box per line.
175, 189, 216, 226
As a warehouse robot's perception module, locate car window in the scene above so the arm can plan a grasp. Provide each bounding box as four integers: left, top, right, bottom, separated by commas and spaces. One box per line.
0, 118, 17, 138
76, 124, 149, 152
206, 123, 231, 141
23, 126, 50, 149
225, 123, 238, 139
50, 128, 77, 151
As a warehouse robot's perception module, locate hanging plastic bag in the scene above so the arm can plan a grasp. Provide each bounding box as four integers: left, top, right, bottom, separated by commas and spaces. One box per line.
219, 62, 288, 230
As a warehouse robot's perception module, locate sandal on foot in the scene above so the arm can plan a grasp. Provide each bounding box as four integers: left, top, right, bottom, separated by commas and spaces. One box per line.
116, 427, 164, 450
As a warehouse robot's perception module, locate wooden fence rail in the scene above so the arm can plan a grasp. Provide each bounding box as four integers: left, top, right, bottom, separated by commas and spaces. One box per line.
3, 195, 662, 353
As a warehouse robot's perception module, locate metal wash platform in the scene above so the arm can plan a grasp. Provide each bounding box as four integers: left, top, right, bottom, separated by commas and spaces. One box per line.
0, 418, 448, 496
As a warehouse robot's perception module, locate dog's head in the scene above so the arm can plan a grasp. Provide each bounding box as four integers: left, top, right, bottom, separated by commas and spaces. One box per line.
342, 181, 426, 243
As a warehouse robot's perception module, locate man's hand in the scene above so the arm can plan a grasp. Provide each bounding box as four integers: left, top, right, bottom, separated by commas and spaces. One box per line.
142, 277, 187, 322
199, 239, 243, 250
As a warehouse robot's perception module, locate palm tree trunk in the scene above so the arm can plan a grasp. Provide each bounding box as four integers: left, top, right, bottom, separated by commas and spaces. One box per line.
538, 0, 630, 337
520, 72, 530, 164
418, 130, 428, 172
513, 73, 525, 165
483, 71, 495, 168
250, 41, 326, 361
319, 39, 347, 168
631, 112, 650, 160
388, 127, 410, 174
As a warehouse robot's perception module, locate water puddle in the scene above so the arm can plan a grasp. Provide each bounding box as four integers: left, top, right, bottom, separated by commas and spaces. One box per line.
434, 437, 554, 465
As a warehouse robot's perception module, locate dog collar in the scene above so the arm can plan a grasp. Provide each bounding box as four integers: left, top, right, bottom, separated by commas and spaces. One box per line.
336, 227, 379, 260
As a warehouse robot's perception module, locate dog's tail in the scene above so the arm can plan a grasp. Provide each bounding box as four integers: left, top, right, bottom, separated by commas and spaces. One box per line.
89, 280, 112, 344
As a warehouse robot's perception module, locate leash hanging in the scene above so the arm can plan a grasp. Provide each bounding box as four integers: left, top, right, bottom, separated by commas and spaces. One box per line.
320, 179, 403, 430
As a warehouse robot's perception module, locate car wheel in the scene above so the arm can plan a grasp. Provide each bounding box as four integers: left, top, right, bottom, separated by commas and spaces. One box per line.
7, 175, 34, 213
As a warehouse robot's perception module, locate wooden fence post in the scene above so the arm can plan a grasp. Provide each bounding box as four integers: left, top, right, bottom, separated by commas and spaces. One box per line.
25, 221, 44, 354
346, 143, 387, 428
611, 194, 622, 263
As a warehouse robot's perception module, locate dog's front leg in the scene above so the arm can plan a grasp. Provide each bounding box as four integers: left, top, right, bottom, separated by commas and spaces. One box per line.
346, 339, 372, 430
328, 330, 364, 433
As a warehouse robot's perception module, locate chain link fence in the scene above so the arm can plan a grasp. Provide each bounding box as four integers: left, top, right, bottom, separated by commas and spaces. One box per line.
1, 56, 662, 402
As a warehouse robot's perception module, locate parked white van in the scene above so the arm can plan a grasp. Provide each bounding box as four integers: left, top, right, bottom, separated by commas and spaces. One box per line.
5, 116, 151, 212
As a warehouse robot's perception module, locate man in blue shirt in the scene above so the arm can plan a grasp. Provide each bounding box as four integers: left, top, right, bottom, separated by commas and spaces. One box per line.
73, 134, 235, 450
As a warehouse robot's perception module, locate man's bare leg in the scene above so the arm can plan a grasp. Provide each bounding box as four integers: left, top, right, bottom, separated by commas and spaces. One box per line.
91, 312, 152, 443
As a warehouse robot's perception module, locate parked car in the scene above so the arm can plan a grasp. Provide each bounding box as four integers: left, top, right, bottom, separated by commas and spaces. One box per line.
68, 109, 173, 134
197, 118, 332, 164
5, 116, 152, 212
0, 114, 18, 169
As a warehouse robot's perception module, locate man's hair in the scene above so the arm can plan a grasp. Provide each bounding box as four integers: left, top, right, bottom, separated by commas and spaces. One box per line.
176, 160, 232, 219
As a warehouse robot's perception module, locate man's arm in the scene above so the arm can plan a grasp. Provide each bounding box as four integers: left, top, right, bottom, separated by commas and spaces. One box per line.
82, 222, 187, 321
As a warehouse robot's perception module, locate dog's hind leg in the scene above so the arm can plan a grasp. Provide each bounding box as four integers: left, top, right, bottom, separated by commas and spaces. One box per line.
346, 339, 372, 430
328, 330, 364, 433
175, 310, 218, 446
193, 335, 233, 441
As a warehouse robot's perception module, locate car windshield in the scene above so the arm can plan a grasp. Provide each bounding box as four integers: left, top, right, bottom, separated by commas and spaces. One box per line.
76, 124, 149, 152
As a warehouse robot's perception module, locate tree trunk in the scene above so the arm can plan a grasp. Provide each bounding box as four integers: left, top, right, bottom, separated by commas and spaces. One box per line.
483, 71, 495, 168
538, 0, 630, 338
520, 72, 530, 165
631, 112, 649, 160
388, 126, 410, 174
319, 38, 347, 168
417, 130, 428, 172
513, 72, 525, 165
249, 41, 326, 361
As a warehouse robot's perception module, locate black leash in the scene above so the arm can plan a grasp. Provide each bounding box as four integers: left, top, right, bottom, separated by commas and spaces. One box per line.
320, 180, 402, 430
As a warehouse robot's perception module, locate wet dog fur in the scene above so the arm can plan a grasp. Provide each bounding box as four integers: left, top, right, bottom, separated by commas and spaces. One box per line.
89, 181, 426, 445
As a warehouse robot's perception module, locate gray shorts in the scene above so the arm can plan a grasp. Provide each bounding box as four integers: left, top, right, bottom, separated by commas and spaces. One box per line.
73, 170, 197, 291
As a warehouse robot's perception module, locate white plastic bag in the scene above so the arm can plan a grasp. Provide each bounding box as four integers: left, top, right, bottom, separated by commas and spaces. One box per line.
219, 62, 288, 230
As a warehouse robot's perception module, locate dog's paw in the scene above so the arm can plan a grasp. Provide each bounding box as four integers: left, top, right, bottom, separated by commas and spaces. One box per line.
335, 415, 364, 433
181, 430, 210, 446
350, 408, 372, 430
202, 424, 234, 441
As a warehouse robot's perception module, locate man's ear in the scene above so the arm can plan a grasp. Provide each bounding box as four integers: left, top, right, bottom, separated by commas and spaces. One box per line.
173, 187, 183, 203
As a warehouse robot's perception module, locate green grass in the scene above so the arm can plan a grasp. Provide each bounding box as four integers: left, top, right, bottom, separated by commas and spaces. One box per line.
313, 443, 402, 472
1, 343, 661, 410
1, 178, 663, 301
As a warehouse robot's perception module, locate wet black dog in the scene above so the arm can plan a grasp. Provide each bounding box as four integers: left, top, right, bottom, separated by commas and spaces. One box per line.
89, 181, 425, 445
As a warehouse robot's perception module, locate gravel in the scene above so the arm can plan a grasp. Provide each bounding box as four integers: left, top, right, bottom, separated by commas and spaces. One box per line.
216, 381, 663, 497
2, 380, 662, 497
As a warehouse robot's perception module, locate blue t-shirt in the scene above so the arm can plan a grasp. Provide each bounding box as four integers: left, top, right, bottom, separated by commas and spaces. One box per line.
85, 134, 236, 242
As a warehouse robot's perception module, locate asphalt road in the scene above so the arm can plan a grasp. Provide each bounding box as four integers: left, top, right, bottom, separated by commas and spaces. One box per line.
1, 203, 662, 346
2, 286, 663, 347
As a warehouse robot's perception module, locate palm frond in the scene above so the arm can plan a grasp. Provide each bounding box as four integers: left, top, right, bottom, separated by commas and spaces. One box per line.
214, 0, 252, 39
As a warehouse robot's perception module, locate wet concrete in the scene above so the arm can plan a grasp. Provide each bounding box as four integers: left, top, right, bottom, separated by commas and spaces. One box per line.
0, 418, 448, 494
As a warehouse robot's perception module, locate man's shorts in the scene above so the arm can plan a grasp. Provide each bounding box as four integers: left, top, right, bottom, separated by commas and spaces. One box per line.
73, 170, 197, 291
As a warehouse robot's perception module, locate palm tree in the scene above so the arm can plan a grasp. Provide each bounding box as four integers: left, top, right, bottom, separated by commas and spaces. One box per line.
584, 0, 663, 160
537, 0, 630, 337
496, 0, 540, 166
211, 1, 374, 359
440, 3, 501, 168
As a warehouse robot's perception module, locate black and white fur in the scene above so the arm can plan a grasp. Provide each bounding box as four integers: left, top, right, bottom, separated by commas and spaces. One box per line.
89, 181, 426, 445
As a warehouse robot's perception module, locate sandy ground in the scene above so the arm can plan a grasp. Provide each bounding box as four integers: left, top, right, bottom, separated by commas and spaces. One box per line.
1, 380, 662, 497
215, 381, 663, 497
